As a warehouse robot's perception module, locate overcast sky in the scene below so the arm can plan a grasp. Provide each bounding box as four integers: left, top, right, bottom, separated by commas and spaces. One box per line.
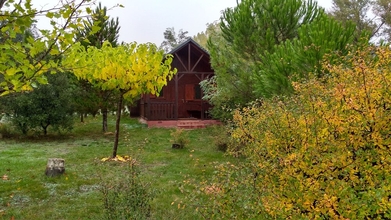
35, 0, 333, 46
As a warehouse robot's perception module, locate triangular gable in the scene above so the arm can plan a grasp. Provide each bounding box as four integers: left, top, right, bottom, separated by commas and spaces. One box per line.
168, 38, 212, 73
168, 38, 209, 56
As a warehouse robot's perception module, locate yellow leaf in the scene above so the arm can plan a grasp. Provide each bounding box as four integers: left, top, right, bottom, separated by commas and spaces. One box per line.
117, 155, 126, 162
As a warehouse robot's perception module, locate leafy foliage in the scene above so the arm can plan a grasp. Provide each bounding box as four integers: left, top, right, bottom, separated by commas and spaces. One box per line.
329, 0, 377, 41
64, 41, 176, 157
0, 72, 75, 135
193, 22, 220, 48
170, 128, 190, 148
0, 0, 94, 95
374, 0, 391, 42
75, 2, 121, 131
329, 0, 391, 42
220, 45, 391, 218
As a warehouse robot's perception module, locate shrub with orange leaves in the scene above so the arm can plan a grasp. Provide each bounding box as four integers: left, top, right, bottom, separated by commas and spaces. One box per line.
219, 46, 391, 219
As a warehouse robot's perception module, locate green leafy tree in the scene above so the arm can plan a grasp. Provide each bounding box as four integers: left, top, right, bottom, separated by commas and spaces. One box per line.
75, 2, 121, 131
64, 41, 176, 158
0, 72, 75, 135
159, 27, 190, 53
0, 0, 94, 95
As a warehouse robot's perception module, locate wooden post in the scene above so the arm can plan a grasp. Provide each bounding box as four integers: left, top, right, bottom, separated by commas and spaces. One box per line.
175, 73, 178, 120
201, 73, 204, 120
45, 158, 65, 177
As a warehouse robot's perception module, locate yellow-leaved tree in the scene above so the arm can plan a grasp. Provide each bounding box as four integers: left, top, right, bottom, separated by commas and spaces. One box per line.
64, 41, 176, 158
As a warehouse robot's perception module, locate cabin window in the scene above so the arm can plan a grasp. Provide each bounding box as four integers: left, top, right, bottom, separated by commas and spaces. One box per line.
185, 84, 202, 100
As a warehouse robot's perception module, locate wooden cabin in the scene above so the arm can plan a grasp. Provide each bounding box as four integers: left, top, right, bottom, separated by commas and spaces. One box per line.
136, 39, 220, 128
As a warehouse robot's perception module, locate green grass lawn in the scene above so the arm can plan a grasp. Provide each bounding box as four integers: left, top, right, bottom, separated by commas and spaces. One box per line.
0, 116, 234, 219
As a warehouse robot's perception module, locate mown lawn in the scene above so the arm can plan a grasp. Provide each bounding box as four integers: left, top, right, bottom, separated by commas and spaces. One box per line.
0, 116, 234, 219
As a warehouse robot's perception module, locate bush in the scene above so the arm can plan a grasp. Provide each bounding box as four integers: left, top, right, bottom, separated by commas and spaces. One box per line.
170, 128, 190, 148
225, 46, 391, 219
209, 125, 230, 152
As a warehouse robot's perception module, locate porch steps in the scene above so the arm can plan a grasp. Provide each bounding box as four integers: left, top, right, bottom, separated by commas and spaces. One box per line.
143, 118, 221, 129
177, 120, 206, 129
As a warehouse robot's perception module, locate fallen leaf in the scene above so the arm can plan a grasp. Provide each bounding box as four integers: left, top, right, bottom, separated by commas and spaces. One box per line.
101, 157, 109, 162
2, 175, 8, 180
117, 155, 126, 162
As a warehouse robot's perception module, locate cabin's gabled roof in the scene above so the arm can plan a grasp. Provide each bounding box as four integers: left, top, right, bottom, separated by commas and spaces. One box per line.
168, 38, 209, 56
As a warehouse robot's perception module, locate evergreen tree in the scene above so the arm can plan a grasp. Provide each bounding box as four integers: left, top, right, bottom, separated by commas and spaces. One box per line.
77, 2, 120, 47
255, 14, 357, 97
204, 0, 323, 120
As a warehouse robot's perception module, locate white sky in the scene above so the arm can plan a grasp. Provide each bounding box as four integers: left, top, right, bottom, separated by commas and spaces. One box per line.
34, 0, 333, 46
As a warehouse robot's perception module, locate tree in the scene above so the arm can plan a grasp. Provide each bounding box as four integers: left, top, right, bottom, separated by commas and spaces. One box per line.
77, 2, 120, 48
0, 0, 95, 95
76, 2, 121, 132
0, 72, 75, 135
64, 41, 176, 158
329, 0, 378, 41
254, 13, 357, 97
203, 0, 323, 120
193, 22, 220, 48
220, 0, 321, 64
373, 0, 391, 42
329, 0, 391, 42
159, 27, 190, 53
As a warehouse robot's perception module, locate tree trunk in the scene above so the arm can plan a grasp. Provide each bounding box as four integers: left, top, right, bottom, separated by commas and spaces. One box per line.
80, 113, 84, 123
102, 108, 108, 132
112, 93, 123, 158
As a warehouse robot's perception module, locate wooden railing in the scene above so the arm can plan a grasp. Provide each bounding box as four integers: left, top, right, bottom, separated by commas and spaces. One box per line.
146, 102, 175, 120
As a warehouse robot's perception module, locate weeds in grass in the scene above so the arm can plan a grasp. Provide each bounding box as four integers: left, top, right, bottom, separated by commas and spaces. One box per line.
0, 122, 15, 138
170, 128, 189, 149
99, 162, 155, 220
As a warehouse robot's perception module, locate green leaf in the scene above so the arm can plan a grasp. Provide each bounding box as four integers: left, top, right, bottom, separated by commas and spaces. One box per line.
46, 12, 54, 18
36, 76, 48, 85
91, 25, 101, 34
